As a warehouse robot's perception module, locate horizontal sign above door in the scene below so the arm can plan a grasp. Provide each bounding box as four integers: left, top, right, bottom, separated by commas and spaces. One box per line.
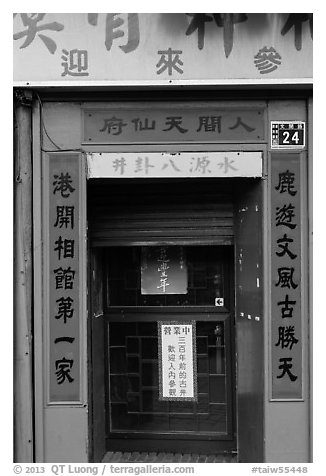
83, 107, 265, 144
87, 152, 263, 179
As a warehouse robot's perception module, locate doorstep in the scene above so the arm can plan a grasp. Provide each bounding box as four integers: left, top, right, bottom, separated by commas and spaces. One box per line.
102, 451, 237, 463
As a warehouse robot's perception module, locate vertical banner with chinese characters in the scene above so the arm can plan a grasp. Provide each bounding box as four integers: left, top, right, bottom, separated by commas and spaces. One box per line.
48, 153, 82, 403
271, 153, 302, 400
158, 321, 197, 401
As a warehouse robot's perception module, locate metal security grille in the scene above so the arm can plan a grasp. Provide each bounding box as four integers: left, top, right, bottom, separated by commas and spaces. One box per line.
87, 179, 234, 246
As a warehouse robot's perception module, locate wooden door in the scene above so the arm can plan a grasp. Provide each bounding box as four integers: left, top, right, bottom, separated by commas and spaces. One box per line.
102, 245, 236, 454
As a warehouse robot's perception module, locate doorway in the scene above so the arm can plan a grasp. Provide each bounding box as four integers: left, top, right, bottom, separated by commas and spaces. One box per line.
88, 177, 263, 461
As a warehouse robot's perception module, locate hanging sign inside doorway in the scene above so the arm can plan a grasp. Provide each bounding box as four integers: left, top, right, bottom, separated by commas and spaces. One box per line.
270, 153, 303, 400
141, 247, 187, 295
158, 321, 197, 401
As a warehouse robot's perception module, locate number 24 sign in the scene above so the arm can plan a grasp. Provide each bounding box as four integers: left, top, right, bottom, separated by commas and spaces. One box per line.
271, 121, 305, 149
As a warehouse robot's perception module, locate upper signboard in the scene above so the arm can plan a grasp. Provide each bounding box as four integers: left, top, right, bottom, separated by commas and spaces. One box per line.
13, 13, 313, 85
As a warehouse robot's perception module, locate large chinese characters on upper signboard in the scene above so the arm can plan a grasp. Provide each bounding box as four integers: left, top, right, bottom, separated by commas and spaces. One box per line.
13, 13, 312, 84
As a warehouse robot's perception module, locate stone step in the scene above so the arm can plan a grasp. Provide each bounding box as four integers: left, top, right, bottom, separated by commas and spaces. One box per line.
102, 451, 237, 463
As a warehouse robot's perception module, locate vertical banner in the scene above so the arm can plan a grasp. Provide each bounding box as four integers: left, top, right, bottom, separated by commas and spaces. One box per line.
158, 321, 197, 401
271, 153, 303, 400
48, 153, 82, 403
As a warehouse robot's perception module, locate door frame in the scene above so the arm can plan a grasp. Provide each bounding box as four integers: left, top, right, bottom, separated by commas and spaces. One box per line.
87, 163, 265, 462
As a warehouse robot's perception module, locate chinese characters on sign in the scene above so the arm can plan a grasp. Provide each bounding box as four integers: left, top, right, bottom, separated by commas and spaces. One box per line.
13, 13, 64, 54
87, 152, 262, 179
158, 322, 197, 401
186, 13, 248, 58
281, 14, 313, 51
254, 47, 282, 74
271, 121, 305, 149
61, 49, 89, 77
49, 154, 81, 402
271, 154, 302, 400
141, 247, 187, 295
13, 14, 313, 83
83, 108, 263, 144
88, 13, 140, 53
156, 48, 184, 75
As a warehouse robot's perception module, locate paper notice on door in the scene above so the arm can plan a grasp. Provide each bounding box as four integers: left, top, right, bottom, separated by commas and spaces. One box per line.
158, 321, 197, 401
